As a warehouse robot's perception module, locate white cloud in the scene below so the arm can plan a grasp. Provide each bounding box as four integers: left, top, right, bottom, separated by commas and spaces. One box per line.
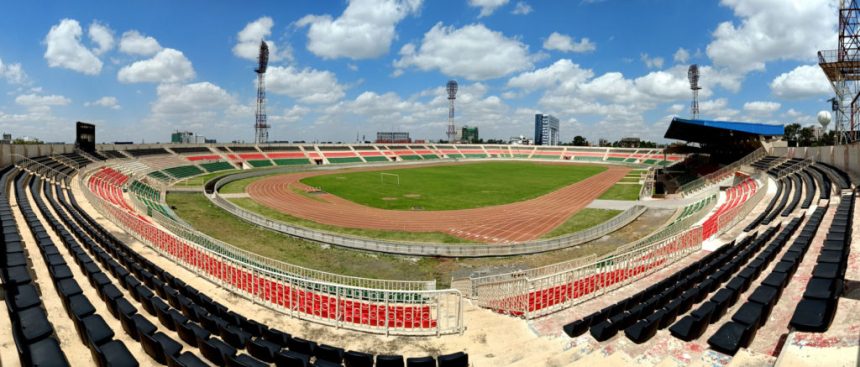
707, 0, 837, 74
232, 16, 289, 62
743, 101, 781, 115
673, 48, 689, 63
543, 32, 596, 53
394, 22, 535, 80
297, 0, 422, 60
15, 94, 71, 107
88, 21, 114, 55
506, 59, 593, 92
119, 30, 162, 56
43, 19, 103, 75
85, 96, 120, 109
511, 1, 532, 15
141, 82, 248, 141
640, 53, 664, 69
633, 70, 692, 100
770, 64, 832, 99
469, 0, 509, 17
699, 98, 739, 120
0, 58, 28, 84
117, 48, 195, 84
152, 82, 233, 116
266, 66, 346, 104
667, 104, 685, 114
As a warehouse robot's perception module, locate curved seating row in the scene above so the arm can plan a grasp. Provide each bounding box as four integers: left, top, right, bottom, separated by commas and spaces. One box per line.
0, 167, 70, 366
799, 170, 816, 209
707, 206, 826, 355
562, 233, 758, 341
790, 190, 854, 332
744, 177, 784, 232
20, 173, 138, 366
780, 174, 802, 217
763, 176, 791, 226
667, 214, 802, 344
809, 166, 832, 200
34, 170, 468, 366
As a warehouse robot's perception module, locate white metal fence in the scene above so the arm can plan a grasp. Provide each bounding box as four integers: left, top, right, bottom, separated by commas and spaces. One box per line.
472, 172, 768, 319
209, 169, 646, 257
80, 167, 464, 335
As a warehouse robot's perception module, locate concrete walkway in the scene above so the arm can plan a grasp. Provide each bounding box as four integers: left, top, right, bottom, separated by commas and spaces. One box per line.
587, 194, 709, 210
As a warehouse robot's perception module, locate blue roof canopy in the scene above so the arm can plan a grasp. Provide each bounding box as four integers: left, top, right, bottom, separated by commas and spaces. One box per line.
664, 117, 783, 143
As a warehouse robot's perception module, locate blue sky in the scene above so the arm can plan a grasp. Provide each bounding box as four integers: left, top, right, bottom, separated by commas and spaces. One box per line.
0, 0, 838, 144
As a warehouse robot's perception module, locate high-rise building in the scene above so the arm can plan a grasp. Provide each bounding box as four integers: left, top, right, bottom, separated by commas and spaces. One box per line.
534, 114, 560, 146
461, 126, 479, 143
375, 132, 411, 143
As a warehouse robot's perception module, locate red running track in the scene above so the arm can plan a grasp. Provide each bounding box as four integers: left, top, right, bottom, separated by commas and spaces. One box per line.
246, 163, 630, 243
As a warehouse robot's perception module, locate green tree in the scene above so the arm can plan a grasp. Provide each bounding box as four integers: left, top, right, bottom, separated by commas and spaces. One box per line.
798, 127, 815, 147
572, 135, 589, 146
783, 123, 801, 147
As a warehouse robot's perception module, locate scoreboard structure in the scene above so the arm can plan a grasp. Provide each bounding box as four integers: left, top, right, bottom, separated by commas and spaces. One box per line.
76, 121, 96, 153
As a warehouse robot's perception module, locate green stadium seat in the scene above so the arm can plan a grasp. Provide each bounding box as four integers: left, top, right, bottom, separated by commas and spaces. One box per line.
248, 160, 273, 167
273, 158, 310, 166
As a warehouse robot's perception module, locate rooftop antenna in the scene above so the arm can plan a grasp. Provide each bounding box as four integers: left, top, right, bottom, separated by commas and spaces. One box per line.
446, 80, 458, 143
254, 41, 270, 144
688, 64, 701, 120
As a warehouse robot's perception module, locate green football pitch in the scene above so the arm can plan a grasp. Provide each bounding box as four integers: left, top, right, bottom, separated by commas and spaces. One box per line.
299, 161, 607, 211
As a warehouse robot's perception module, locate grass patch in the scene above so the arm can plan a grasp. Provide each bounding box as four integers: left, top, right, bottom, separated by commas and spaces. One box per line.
174, 170, 241, 187
166, 192, 446, 282
541, 209, 623, 238
229, 197, 470, 243
166, 193, 674, 286
598, 184, 642, 201
619, 177, 640, 183
219, 175, 271, 194
300, 161, 606, 211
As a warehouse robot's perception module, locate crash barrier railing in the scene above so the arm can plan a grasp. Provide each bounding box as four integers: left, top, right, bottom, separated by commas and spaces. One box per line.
214, 193, 645, 258
678, 147, 766, 197
473, 171, 767, 318
475, 226, 703, 319
210, 168, 646, 257
467, 254, 598, 298
614, 191, 718, 255
80, 168, 464, 335
639, 167, 656, 200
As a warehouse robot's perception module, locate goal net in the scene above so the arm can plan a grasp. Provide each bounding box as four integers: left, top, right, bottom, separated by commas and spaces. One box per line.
380, 172, 400, 185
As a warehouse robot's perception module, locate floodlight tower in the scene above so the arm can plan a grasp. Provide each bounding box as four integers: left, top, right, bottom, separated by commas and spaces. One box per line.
818, 0, 860, 144
254, 41, 270, 144
688, 64, 701, 120
446, 80, 458, 143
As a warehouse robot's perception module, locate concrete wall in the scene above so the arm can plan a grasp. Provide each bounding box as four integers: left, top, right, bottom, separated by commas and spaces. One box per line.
0, 144, 75, 167
772, 144, 860, 185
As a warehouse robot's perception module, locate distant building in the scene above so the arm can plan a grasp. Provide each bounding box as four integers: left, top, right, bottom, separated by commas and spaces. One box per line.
620, 137, 641, 148
534, 114, 559, 146
376, 131, 411, 144
509, 135, 533, 145
171, 131, 208, 144
461, 126, 479, 143
0, 133, 11, 144
598, 138, 610, 147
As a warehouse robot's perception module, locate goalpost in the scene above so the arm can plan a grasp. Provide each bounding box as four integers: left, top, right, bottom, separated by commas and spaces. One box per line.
380, 172, 400, 185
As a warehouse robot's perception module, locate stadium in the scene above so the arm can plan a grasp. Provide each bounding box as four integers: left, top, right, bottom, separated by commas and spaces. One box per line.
1, 2, 859, 367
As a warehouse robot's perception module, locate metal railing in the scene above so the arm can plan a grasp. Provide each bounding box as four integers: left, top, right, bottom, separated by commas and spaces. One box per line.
678, 147, 766, 197
212, 192, 646, 257
475, 225, 703, 319
471, 171, 768, 318
79, 167, 464, 335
